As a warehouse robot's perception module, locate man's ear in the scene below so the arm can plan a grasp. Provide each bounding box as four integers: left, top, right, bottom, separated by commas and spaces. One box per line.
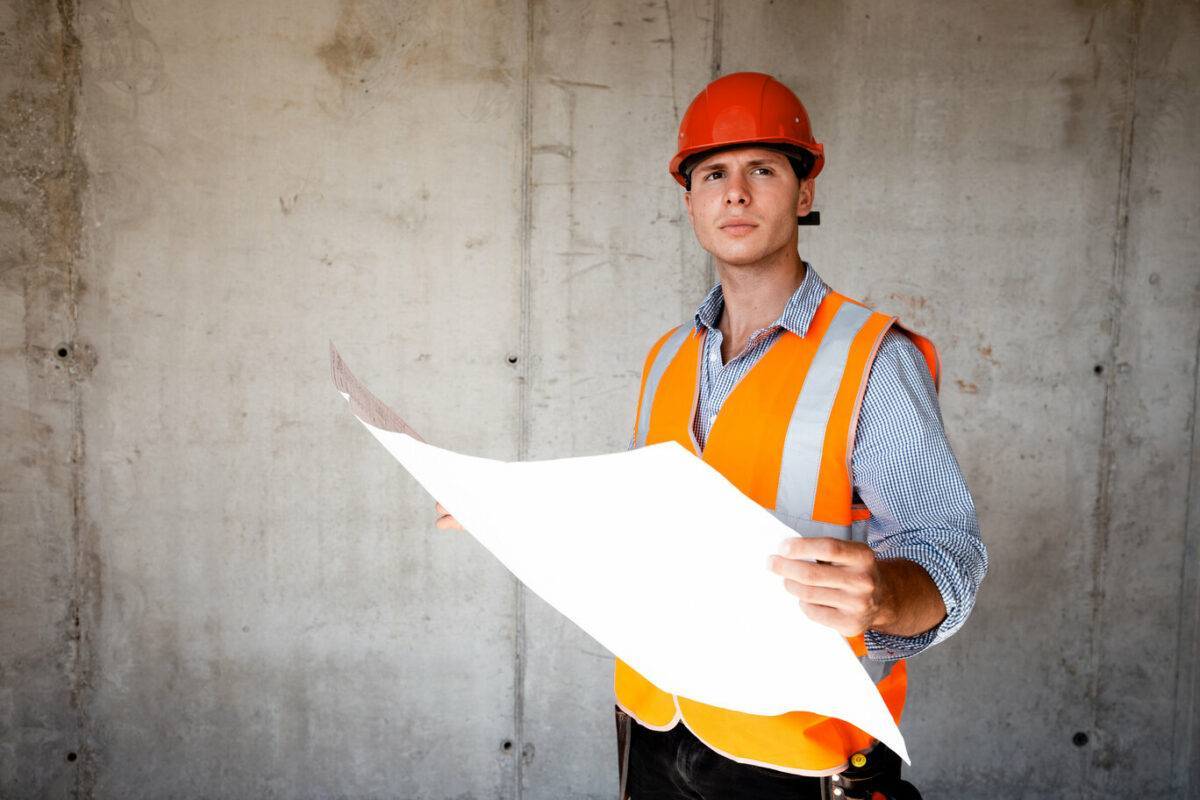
683, 189, 694, 225
795, 177, 815, 217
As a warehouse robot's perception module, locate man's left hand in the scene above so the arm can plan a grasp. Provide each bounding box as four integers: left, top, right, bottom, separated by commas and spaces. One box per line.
767, 537, 892, 638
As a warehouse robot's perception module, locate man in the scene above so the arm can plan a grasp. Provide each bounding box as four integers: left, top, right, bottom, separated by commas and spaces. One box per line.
439, 72, 986, 799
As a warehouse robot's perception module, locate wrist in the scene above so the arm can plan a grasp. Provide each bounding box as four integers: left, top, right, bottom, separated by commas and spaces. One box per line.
867, 557, 949, 637
867, 560, 901, 632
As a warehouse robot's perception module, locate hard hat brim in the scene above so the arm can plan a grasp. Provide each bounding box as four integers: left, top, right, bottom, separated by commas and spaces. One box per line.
670, 138, 826, 188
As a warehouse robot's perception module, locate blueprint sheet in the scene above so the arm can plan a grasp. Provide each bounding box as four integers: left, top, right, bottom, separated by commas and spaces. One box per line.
331, 344, 909, 763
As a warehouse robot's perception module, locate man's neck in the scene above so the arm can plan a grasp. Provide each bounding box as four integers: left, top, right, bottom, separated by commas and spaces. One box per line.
714, 250, 807, 350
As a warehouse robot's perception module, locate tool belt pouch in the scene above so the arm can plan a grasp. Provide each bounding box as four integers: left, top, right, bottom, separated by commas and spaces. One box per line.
833, 742, 920, 800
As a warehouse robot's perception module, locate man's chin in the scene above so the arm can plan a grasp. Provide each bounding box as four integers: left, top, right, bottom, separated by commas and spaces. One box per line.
709, 247, 770, 267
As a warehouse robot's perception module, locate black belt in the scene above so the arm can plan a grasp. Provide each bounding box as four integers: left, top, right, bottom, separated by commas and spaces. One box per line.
615, 705, 923, 800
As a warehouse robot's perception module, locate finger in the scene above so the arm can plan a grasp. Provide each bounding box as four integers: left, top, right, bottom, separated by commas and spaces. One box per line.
768, 555, 848, 589
782, 579, 847, 608
434, 501, 463, 530
796, 602, 854, 635
785, 579, 874, 621
778, 536, 845, 561
435, 514, 462, 531
779, 536, 868, 566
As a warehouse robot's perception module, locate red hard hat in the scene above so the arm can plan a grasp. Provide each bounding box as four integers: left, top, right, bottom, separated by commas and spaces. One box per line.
669, 72, 825, 188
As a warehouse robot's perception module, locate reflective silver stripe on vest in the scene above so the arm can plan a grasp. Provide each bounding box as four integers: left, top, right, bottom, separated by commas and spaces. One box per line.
769, 513, 851, 539
768, 303, 899, 686
633, 324, 693, 448
850, 515, 869, 544
773, 301, 874, 528
859, 656, 895, 683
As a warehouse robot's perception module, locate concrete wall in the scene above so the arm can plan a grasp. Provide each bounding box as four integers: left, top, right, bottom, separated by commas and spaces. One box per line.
2, 0, 1197, 797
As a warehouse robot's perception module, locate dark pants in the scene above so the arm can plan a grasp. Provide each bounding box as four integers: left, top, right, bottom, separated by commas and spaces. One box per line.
615, 706, 829, 799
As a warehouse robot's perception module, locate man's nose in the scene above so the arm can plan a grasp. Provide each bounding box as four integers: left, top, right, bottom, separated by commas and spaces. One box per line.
724, 175, 749, 205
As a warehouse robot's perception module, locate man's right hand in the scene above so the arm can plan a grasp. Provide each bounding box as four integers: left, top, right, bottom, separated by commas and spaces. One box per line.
434, 501, 463, 531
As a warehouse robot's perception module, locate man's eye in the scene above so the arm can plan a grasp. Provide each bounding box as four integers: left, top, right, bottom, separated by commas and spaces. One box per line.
753, 167, 772, 175
703, 170, 723, 181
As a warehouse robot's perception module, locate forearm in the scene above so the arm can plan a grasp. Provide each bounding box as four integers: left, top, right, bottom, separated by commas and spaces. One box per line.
869, 558, 947, 638
852, 330, 988, 658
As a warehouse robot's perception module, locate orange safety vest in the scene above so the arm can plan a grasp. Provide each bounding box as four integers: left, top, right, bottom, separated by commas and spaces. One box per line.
615, 288, 941, 775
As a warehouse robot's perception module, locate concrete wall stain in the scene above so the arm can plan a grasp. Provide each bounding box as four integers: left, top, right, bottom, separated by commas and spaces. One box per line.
317, 0, 383, 84
77, 0, 165, 106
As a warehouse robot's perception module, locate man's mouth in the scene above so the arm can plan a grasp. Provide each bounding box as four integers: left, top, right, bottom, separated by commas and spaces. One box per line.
720, 221, 757, 235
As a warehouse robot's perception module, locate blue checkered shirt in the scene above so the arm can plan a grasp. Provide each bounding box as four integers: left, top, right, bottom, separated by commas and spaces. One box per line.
639, 263, 986, 661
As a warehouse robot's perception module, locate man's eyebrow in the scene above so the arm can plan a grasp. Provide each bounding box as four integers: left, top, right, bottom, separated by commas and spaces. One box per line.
695, 157, 786, 173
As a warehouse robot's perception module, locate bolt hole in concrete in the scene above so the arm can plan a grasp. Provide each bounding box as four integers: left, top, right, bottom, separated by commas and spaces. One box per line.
507, 355, 519, 364
1072, 732, 1089, 747
66, 752, 77, 762
1093, 364, 1103, 374
502, 740, 513, 751
56, 346, 69, 358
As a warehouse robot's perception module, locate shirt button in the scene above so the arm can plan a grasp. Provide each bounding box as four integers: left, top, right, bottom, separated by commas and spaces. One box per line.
709, 413, 717, 424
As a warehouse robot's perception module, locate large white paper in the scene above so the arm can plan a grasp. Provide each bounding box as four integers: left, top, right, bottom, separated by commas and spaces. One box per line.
331, 345, 909, 763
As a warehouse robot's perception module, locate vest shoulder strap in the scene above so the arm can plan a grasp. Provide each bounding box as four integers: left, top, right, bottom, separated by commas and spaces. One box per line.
891, 322, 942, 393
632, 323, 695, 448
774, 292, 895, 527
815, 294, 941, 525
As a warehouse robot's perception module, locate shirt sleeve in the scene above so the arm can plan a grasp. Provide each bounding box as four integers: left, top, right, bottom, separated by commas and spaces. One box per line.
853, 329, 988, 661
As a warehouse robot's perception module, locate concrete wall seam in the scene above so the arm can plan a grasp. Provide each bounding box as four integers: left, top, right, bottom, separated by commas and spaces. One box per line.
1169, 327, 1200, 793
704, 0, 721, 291
1084, 2, 1142, 790
514, 1, 535, 797
53, 0, 95, 796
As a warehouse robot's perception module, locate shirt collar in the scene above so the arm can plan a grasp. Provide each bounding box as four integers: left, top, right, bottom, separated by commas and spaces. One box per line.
692, 261, 831, 339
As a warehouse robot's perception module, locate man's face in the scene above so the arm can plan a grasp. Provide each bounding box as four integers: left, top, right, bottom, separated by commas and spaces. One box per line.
683, 146, 814, 267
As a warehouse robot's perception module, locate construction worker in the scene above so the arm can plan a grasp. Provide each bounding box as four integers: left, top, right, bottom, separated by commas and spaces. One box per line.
437, 71, 986, 800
